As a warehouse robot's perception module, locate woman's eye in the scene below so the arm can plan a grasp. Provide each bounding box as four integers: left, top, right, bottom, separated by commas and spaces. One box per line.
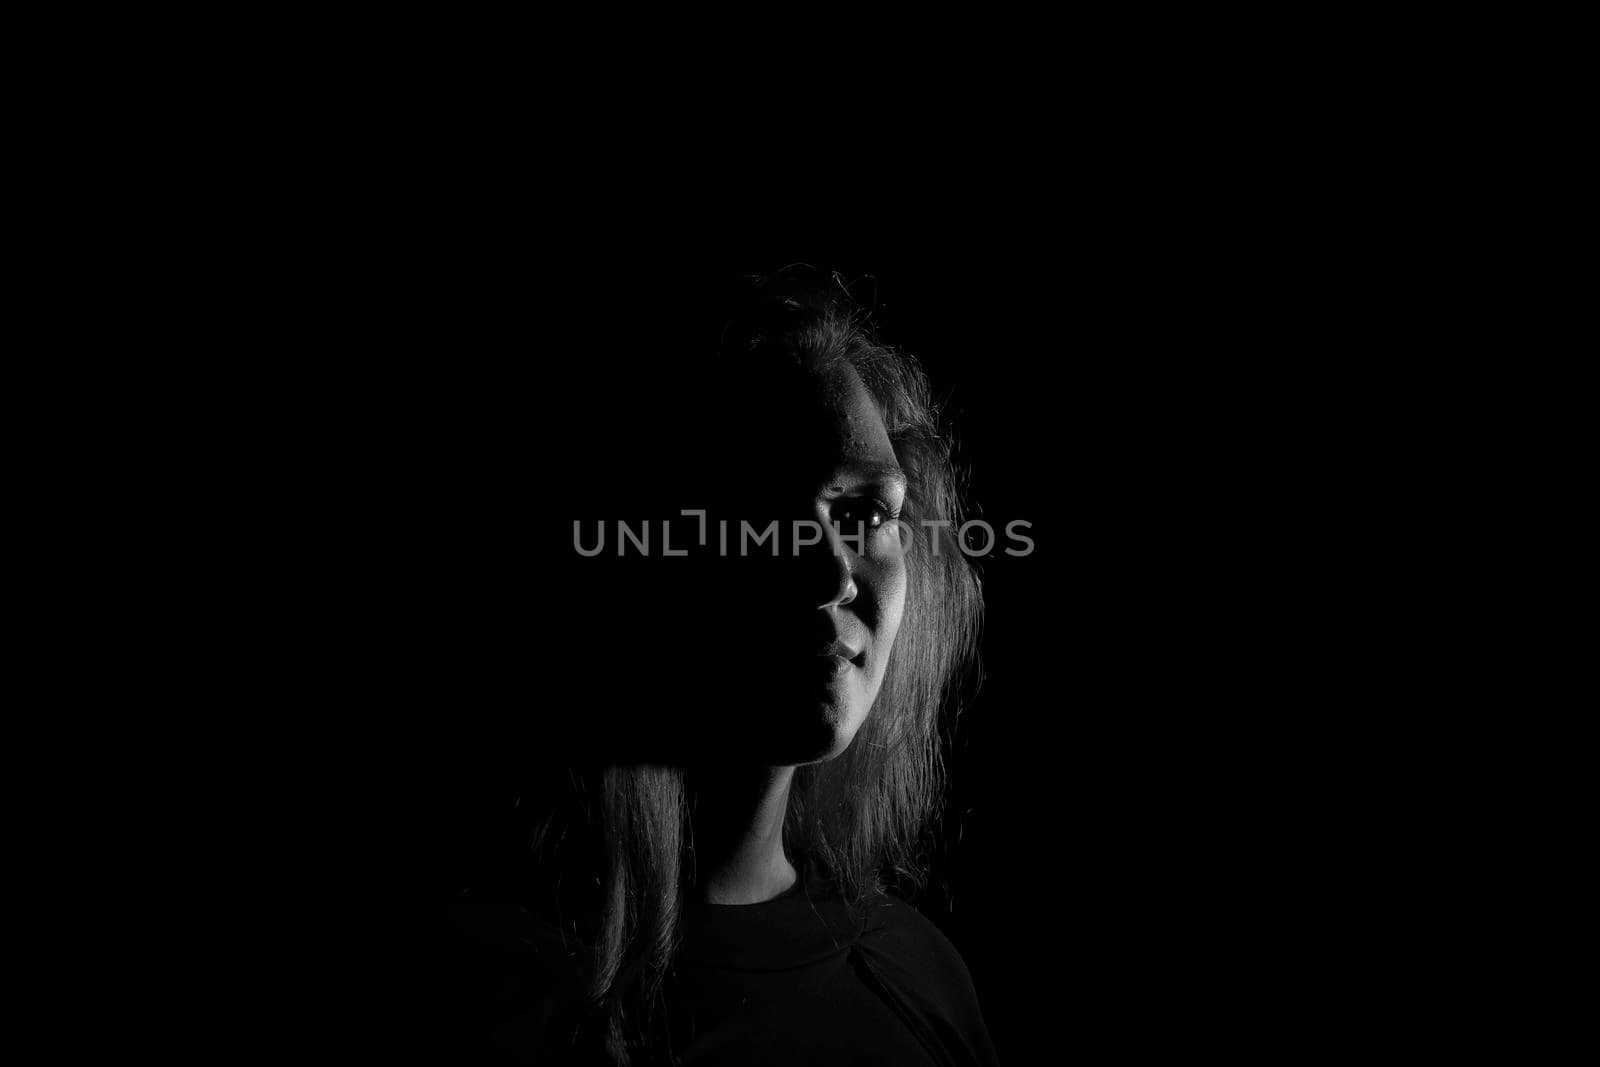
834, 499, 893, 530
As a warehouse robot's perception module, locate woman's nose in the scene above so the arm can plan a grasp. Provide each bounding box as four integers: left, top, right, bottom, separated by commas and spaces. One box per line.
810, 521, 858, 610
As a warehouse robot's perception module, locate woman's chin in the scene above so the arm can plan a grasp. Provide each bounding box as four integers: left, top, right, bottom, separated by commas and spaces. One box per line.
763, 701, 866, 766
693, 684, 871, 766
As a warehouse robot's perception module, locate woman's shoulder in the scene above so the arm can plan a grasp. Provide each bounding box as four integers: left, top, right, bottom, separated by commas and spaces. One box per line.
858, 890, 979, 988
796, 865, 980, 989
854, 890, 999, 1065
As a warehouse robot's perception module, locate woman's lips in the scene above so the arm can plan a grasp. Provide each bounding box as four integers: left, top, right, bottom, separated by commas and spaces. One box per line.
816, 654, 853, 679
817, 640, 865, 666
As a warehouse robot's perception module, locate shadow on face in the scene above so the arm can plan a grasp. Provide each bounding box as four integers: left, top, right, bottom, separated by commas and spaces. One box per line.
544, 352, 909, 769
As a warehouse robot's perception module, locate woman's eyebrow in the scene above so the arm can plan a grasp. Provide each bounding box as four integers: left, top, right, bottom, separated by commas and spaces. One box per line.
830, 462, 908, 493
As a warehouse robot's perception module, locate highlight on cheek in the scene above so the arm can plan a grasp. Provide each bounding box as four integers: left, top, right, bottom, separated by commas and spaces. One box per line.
883, 517, 913, 554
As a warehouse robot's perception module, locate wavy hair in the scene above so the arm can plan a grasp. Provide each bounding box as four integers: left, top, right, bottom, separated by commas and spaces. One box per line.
550, 270, 984, 1063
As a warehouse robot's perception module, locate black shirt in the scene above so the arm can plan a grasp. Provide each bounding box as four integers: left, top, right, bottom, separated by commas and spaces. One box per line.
666, 865, 997, 1065
445, 862, 998, 1064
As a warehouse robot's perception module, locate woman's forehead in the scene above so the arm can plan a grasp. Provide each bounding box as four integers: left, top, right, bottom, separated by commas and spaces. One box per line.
690, 360, 901, 501
769, 362, 899, 471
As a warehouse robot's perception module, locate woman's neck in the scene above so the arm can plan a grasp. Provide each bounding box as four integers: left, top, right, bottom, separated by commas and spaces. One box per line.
689, 766, 798, 905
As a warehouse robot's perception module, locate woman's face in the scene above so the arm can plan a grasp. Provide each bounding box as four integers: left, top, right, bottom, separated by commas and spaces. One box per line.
709, 359, 910, 765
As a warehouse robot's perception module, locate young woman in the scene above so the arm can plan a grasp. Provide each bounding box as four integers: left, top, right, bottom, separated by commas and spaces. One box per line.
444, 267, 996, 1064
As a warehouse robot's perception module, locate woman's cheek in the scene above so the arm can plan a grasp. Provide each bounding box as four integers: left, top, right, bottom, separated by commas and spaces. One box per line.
870, 557, 908, 683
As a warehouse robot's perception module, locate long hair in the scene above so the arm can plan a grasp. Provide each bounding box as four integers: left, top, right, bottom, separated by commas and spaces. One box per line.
552, 271, 984, 1063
